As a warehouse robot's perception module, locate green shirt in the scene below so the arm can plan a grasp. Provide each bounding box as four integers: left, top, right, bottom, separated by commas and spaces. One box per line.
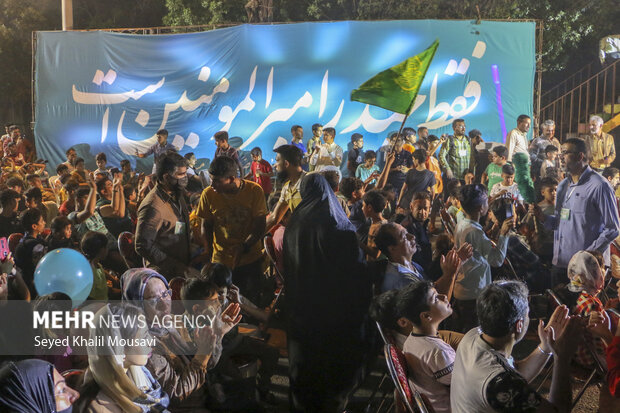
88, 263, 108, 301
485, 163, 504, 189
439, 135, 473, 179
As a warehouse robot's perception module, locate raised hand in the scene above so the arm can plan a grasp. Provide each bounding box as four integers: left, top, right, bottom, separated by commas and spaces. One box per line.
440, 249, 461, 277
219, 302, 242, 336
538, 305, 570, 353
587, 310, 613, 345
456, 243, 473, 261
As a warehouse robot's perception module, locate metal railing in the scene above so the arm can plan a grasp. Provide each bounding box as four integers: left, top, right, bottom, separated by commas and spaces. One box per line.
540, 59, 618, 139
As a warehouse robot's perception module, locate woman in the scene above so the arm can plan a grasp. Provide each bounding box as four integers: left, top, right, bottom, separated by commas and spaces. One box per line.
0, 359, 79, 412
284, 173, 372, 412
76, 303, 170, 413
121, 268, 239, 411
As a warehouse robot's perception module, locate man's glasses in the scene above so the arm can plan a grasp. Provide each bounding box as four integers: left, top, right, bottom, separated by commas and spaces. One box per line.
145, 289, 172, 306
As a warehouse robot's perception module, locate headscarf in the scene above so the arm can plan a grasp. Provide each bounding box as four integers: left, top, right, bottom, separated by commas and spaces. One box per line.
86, 304, 170, 413
0, 359, 57, 413
567, 250, 605, 293
512, 152, 536, 203
120, 268, 194, 354
283, 173, 371, 333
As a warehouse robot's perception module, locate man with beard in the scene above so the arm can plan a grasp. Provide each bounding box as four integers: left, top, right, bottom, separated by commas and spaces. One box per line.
585, 115, 615, 172
266, 144, 305, 232
135, 152, 195, 279
196, 156, 267, 305
531, 138, 620, 286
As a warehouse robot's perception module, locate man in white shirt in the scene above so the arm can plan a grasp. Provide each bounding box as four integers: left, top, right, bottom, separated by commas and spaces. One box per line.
310, 127, 343, 173
451, 281, 584, 413
505, 114, 531, 162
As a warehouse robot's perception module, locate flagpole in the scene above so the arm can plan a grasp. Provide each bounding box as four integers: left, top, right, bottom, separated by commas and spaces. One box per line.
390, 98, 415, 151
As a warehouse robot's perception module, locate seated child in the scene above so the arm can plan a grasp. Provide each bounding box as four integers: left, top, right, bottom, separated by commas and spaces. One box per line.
397, 281, 459, 413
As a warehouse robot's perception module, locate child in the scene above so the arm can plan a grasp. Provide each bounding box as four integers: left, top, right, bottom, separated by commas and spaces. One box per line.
489, 163, 523, 202
462, 168, 475, 185
453, 184, 513, 332
397, 149, 436, 210
70, 157, 88, 184
602, 167, 620, 193
447, 187, 465, 224
482, 145, 508, 189
361, 190, 388, 260
355, 150, 380, 186
347, 133, 364, 178
398, 192, 433, 270
46, 216, 75, 250
398, 281, 457, 413
120, 159, 137, 186
540, 145, 559, 179
93, 152, 112, 180
526, 177, 557, 262
369, 289, 412, 350
80, 231, 111, 301
248, 147, 273, 197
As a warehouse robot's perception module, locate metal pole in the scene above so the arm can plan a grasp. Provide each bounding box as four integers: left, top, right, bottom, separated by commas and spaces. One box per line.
62, 0, 73, 31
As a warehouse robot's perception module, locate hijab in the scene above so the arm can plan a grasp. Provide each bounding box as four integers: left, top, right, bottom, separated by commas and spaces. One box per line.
283, 173, 371, 333
85, 304, 169, 413
567, 250, 605, 294
0, 359, 60, 413
120, 268, 194, 354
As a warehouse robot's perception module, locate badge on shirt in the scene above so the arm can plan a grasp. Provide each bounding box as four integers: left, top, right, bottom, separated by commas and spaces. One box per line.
174, 221, 186, 235
560, 208, 570, 220
459, 149, 467, 157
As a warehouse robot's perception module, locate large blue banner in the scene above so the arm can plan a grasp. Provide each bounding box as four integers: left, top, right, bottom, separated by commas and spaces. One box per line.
35, 20, 535, 171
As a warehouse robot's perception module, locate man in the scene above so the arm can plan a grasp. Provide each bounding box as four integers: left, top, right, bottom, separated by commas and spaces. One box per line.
62, 147, 77, 173
505, 114, 531, 162
439, 118, 476, 180
532, 138, 620, 285
266, 145, 305, 232
530, 120, 561, 163
374, 222, 461, 295
310, 127, 343, 173
417, 126, 429, 143
290, 125, 305, 154
396, 192, 433, 271
135, 152, 194, 279
136, 129, 178, 173
196, 156, 267, 305
346, 133, 364, 178
2, 125, 20, 155
213, 130, 244, 176
306, 123, 323, 171
451, 280, 584, 413
585, 115, 615, 171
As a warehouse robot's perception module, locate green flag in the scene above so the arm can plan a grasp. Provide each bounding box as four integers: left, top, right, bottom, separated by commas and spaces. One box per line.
350, 39, 439, 115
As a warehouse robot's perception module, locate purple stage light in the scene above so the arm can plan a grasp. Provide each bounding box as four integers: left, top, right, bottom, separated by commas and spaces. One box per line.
491, 65, 507, 141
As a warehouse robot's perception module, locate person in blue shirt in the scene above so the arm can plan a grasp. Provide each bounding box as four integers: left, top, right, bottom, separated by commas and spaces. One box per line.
532, 137, 620, 286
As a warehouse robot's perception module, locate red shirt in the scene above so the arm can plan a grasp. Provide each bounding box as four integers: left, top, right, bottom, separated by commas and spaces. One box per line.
607, 336, 620, 398
251, 159, 272, 194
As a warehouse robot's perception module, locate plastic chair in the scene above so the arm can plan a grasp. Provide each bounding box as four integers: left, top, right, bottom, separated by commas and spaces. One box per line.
263, 233, 284, 284
384, 344, 432, 413
117, 231, 142, 269
439, 208, 456, 236
7, 233, 23, 254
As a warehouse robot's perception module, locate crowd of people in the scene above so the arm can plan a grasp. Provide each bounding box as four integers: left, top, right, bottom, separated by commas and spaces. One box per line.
0, 113, 619, 412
